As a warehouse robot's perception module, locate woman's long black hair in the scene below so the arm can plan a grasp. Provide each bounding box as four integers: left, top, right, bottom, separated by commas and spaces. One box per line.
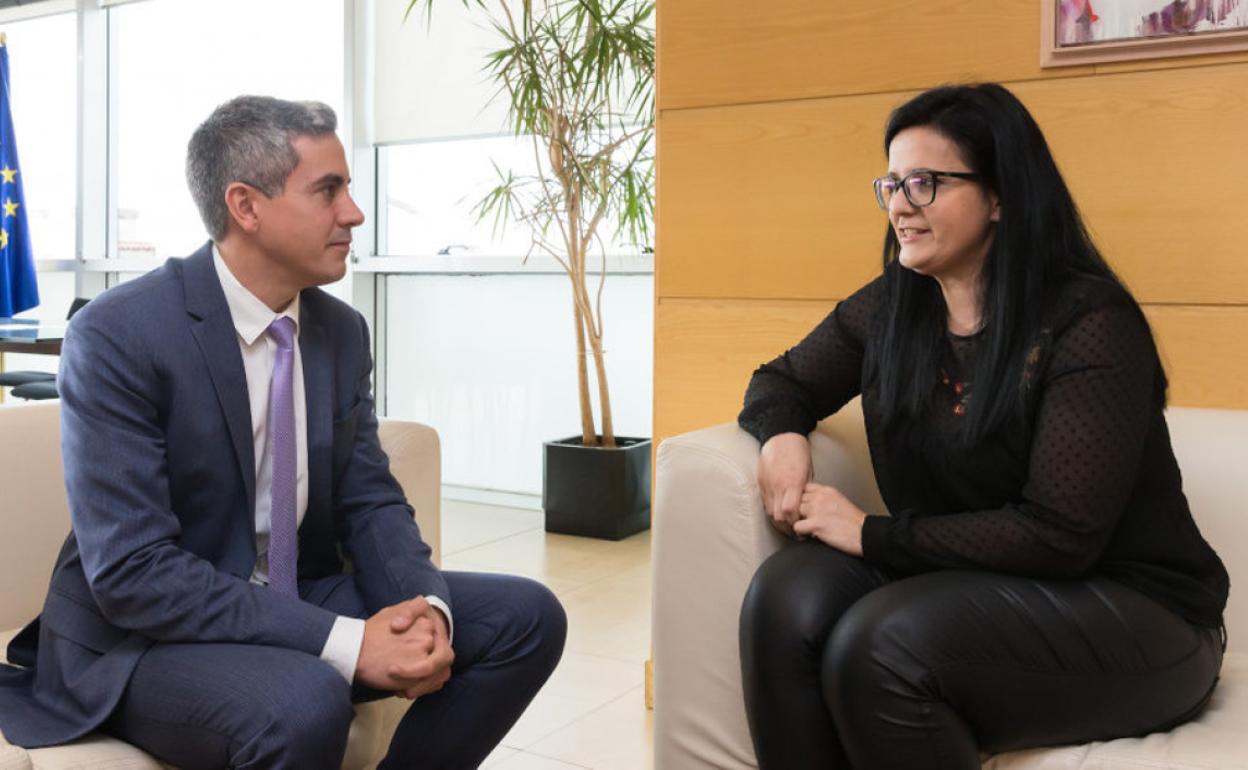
868, 83, 1160, 444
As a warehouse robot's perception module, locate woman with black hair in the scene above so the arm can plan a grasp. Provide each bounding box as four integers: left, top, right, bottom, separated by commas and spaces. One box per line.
737, 82, 1228, 769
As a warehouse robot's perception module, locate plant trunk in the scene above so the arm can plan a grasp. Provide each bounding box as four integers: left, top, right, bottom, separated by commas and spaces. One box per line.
573, 293, 598, 446
588, 325, 615, 447
571, 274, 615, 449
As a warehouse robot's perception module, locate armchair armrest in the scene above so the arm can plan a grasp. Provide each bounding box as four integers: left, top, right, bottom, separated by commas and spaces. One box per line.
651, 398, 880, 770
0, 402, 69, 632
377, 419, 442, 567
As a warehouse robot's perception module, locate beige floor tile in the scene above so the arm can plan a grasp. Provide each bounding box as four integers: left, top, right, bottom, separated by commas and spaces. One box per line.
501, 652, 642, 749
558, 562, 652, 664
441, 500, 543, 556
526, 686, 653, 770
490, 752, 591, 769
439, 499, 655, 768
481, 745, 521, 768
443, 529, 651, 598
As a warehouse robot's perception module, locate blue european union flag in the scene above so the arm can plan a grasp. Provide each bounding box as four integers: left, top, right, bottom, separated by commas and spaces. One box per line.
0, 39, 39, 317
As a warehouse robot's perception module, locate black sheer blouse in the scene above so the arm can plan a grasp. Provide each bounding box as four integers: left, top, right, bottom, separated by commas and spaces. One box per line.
739, 276, 1228, 629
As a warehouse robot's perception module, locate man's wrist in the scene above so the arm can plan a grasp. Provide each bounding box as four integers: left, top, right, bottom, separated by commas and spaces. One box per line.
320, 615, 367, 683
425, 595, 453, 643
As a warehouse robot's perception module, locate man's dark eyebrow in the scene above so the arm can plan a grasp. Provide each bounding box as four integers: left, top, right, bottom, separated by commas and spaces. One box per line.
309, 173, 348, 190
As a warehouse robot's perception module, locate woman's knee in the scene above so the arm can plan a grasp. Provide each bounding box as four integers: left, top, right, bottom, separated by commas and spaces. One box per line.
821, 580, 942, 711
741, 543, 880, 660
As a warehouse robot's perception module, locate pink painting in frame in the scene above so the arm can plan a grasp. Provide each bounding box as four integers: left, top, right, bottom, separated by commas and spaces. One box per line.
1041, 0, 1248, 66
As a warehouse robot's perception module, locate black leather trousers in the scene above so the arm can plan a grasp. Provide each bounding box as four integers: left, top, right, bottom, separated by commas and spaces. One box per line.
739, 542, 1223, 770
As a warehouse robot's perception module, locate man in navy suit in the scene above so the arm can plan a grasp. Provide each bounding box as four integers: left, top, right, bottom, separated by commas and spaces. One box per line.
0, 96, 566, 769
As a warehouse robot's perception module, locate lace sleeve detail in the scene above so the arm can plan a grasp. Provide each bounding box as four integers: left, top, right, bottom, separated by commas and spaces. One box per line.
862, 302, 1158, 577
738, 278, 881, 444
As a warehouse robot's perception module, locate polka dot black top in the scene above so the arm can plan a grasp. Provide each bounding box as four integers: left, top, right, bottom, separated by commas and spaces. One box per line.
739, 275, 1228, 629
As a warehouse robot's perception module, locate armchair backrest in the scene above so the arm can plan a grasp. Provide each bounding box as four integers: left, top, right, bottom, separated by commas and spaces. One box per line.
0, 402, 442, 632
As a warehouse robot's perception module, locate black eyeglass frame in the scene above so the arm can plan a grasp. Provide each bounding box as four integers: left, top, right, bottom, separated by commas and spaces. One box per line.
872, 169, 980, 210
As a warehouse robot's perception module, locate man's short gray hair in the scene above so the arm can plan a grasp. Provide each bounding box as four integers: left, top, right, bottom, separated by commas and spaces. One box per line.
186, 96, 338, 240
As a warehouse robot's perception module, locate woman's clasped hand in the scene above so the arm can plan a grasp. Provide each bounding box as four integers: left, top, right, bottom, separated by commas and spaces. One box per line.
758, 432, 866, 555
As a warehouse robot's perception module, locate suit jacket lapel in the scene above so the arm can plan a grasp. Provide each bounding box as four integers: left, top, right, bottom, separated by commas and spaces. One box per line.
300, 295, 333, 519
182, 244, 257, 517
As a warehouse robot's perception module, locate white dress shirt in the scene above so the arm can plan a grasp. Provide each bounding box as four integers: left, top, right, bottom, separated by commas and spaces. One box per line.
212, 249, 452, 683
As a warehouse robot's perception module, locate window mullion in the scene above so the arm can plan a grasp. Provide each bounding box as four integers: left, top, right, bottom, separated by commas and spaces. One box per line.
75, 0, 109, 295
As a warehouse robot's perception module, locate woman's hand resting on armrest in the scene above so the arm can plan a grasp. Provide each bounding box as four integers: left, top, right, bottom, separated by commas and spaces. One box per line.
758, 432, 813, 538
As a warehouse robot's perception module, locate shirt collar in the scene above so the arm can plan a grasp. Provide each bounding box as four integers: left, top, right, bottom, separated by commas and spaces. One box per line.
212, 243, 300, 346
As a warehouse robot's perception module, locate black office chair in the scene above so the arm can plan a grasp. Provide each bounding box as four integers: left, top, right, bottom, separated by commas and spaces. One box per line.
10, 379, 58, 400
0, 298, 89, 395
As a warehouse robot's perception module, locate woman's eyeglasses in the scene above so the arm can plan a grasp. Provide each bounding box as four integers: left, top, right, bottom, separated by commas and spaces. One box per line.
872, 170, 979, 210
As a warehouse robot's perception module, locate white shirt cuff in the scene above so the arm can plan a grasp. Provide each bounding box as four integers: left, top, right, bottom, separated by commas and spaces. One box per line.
320, 616, 366, 683
426, 595, 453, 643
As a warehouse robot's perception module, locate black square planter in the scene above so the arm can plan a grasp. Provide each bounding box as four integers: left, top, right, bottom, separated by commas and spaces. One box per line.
542, 435, 651, 540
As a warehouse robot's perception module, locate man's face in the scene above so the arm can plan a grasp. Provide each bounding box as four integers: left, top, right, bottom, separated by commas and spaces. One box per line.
251, 133, 364, 289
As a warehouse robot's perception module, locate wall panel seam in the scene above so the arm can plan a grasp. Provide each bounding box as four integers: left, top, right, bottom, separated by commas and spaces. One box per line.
657, 57, 1248, 115
656, 297, 1248, 309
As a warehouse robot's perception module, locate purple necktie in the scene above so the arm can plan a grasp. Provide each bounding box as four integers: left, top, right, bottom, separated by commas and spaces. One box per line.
266, 316, 298, 597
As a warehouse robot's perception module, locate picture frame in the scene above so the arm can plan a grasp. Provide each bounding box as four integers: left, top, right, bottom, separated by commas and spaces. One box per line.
1040, 0, 1248, 67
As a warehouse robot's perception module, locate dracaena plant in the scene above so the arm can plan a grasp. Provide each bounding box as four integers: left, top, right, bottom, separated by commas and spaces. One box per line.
405, 0, 655, 448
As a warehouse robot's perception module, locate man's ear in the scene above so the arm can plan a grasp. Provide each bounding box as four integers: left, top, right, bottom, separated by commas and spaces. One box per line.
224, 182, 262, 235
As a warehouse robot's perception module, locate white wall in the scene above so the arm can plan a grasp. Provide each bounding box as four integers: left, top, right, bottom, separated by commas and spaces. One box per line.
382, 272, 653, 496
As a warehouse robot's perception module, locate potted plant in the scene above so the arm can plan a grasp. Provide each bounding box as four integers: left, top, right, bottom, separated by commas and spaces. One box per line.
406, 0, 656, 539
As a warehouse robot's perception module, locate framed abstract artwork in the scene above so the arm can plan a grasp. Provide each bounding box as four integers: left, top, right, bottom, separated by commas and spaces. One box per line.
1041, 0, 1248, 66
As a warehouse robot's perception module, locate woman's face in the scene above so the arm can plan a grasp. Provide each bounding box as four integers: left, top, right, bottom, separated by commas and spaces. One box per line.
885, 126, 999, 285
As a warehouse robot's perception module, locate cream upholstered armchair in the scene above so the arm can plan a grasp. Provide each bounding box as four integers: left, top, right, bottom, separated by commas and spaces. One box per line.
651, 398, 1248, 770
0, 401, 441, 770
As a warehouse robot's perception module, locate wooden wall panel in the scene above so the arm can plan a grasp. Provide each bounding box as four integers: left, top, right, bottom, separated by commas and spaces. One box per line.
658, 0, 1092, 111
1016, 65, 1248, 305
657, 63, 1248, 305
655, 299, 1248, 444
1146, 305, 1248, 408
654, 3, 1248, 451
656, 94, 893, 302
654, 298, 832, 444
657, 0, 1248, 111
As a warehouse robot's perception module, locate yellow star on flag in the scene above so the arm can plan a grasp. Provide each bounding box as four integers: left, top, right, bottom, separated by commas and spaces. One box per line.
3, 198, 17, 218
0, 229, 8, 249
0, 167, 15, 184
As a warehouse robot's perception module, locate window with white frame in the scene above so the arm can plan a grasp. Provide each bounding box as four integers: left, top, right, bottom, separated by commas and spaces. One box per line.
383, 134, 544, 258
3, 10, 76, 264
113, 0, 345, 261
381, 133, 654, 260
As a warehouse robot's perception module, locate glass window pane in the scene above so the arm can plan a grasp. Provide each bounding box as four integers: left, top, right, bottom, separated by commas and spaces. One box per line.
3, 12, 77, 262
114, 0, 344, 260
384, 135, 540, 258
383, 133, 652, 258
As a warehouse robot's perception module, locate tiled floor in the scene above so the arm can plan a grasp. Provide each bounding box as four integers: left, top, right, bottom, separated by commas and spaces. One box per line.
439, 500, 654, 770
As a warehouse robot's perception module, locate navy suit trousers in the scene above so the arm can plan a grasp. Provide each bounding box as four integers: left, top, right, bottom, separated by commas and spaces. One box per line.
103, 571, 566, 770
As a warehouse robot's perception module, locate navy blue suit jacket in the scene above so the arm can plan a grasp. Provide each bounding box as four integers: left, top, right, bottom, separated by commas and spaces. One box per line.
0, 244, 447, 747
